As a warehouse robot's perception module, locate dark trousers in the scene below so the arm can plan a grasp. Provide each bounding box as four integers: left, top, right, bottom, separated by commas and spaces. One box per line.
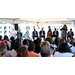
67, 35, 73, 39
52, 35, 58, 38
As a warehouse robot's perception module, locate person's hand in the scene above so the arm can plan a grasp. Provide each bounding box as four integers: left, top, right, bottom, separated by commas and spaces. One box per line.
13, 33, 16, 35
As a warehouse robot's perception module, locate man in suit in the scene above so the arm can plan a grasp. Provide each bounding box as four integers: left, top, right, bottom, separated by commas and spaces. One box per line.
17, 29, 22, 41
39, 28, 45, 39
32, 28, 38, 40
53, 28, 59, 38
67, 28, 74, 39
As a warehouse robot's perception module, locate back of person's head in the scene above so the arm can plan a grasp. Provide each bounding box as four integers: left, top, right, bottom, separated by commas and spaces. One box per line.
57, 38, 66, 49
0, 35, 2, 41
16, 38, 20, 42
40, 41, 50, 48
28, 43, 35, 51
0, 41, 6, 46
63, 37, 66, 41
11, 40, 15, 47
41, 45, 51, 57
10, 37, 14, 41
37, 38, 41, 43
16, 46, 28, 57
0, 46, 7, 57
14, 41, 21, 50
57, 43, 72, 53
34, 40, 39, 46
45, 37, 53, 44
4, 35, 9, 40
23, 39, 28, 45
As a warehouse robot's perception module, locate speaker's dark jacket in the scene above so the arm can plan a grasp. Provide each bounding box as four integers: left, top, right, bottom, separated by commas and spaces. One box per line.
32, 31, 38, 36
67, 31, 74, 36
17, 32, 22, 37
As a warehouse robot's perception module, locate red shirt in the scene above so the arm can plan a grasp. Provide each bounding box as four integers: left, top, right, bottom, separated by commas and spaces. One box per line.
28, 51, 39, 57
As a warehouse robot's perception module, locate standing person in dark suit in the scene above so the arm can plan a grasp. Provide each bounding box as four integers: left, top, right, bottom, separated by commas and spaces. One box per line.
17, 29, 22, 41
39, 28, 45, 39
53, 28, 59, 38
67, 28, 74, 39
32, 28, 38, 40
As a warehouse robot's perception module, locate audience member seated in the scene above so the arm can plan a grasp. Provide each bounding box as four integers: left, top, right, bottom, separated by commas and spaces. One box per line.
0, 46, 7, 57
34, 40, 41, 53
54, 43, 74, 57
4, 35, 9, 41
16, 46, 28, 57
53, 37, 59, 46
28, 43, 38, 57
4, 35, 10, 50
9, 37, 14, 43
40, 41, 54, 56
45, 37, 57, 50
57, 38, 66, 51
45, 37, 53, 44
16, 38, 22, 45
11, 41, 21, 57
39, 45, 52, 57
23, 39, 29, 49
40, 41, 50, 48
10, 39, 15, 50
0, 41, 11, 57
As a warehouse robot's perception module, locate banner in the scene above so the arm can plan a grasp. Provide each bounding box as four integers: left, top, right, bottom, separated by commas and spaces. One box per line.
61, 22, 74, 26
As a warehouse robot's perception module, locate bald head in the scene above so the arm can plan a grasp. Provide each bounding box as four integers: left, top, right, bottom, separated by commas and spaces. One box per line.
41, 45, 51, 57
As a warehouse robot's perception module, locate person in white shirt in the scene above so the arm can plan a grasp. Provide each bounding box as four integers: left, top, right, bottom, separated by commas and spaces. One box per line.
54, 43, 74, 57
10, 26, 17, 39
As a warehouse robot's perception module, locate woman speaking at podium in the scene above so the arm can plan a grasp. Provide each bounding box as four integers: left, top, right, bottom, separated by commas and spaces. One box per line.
60, 24, 68, 39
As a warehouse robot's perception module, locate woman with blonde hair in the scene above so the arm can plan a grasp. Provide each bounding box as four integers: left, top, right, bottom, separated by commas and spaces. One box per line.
40, 41, 50, 48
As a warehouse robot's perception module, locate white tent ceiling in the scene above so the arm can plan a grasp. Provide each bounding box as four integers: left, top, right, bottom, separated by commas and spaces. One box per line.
0, 18, 75, 26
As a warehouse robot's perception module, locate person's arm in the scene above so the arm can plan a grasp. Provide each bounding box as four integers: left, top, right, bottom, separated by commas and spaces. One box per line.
67, 32, 69, 36
21, 33, 22, 37
44, 31, 45, 36
10, 32, 16, 35
72, 32, 74, 36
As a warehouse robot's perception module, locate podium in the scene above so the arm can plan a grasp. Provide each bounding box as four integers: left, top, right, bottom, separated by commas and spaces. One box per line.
60, 29, 67, 38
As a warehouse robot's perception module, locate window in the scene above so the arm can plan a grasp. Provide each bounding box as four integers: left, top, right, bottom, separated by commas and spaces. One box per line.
0, 31, 2, 33
4, 26, 7, 30
0, 26, 2, 29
